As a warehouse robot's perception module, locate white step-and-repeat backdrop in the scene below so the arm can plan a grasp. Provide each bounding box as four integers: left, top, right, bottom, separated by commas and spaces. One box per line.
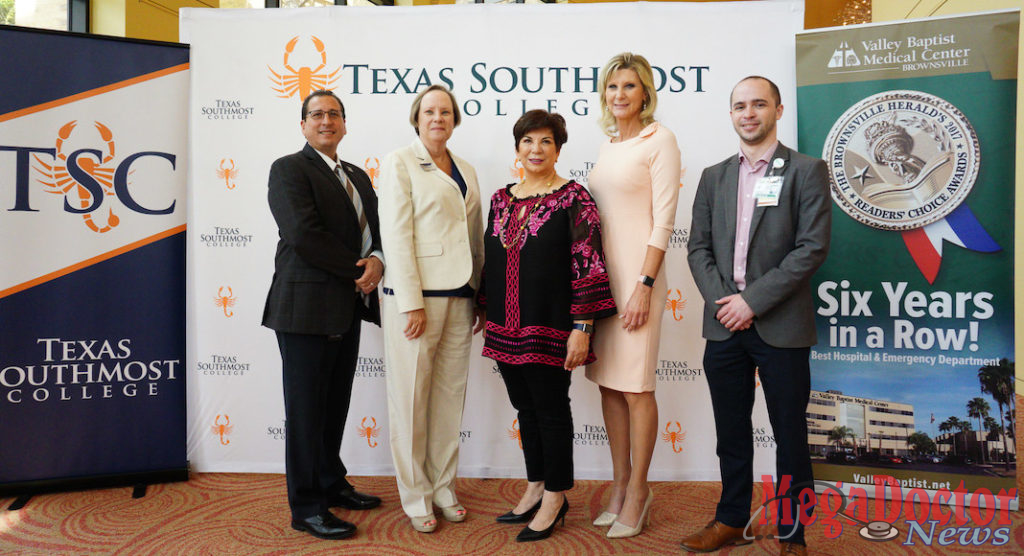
181, 1, 803, 481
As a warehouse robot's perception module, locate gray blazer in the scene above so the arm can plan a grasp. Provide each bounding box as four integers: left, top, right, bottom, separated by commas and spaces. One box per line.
687, 143, 831, 348
262, 143, 382, 335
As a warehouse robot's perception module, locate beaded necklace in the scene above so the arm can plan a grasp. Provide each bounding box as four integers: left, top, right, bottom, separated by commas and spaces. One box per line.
498, 180, 552, 249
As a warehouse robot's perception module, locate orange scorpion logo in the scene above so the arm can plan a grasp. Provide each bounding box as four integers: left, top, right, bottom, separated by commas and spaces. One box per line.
507, 419, 522, 450
217, 158, 238, 189
661, 421, 686, 453
211, 414, 233, 445
364, 157, 380, 188
34, 120, 121, 233
665, 289, 686, 321
679, 166, 687, 188
357, 417, 380, 448
268, 36, 340, 100
510, 158, 525, 181
214, 286, 236, 317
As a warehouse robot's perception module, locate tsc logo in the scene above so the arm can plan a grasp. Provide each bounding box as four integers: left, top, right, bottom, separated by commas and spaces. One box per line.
268, 36, 340, 100
661, 421, 686, 453
665, 289, 686, 321
357, 416, 380, 447
214, 286, 236, 317
508, 418, 522, 449
211, 414, 233, 445
216, 158, 238, 190
364, 157, 380, 188
1, 120, 177, 233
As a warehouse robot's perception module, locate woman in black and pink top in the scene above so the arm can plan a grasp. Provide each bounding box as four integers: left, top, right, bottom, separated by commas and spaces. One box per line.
479, 110, 617, 543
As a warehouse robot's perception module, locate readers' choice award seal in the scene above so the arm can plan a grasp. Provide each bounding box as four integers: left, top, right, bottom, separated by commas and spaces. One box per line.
822, 90, 980, 231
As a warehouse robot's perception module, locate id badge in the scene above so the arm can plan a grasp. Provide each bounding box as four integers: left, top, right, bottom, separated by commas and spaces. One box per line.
753, 176, 783, 207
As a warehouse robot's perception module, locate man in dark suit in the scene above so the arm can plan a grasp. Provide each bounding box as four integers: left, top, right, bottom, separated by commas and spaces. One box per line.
682, 76, 831, 556
263, 90, 384, 540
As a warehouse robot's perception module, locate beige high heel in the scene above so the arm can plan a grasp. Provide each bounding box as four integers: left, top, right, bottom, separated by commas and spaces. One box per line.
410, 514, 437, 533
592, 511, 618, 527
439, 503, 468, 522
607, 490, 653, 539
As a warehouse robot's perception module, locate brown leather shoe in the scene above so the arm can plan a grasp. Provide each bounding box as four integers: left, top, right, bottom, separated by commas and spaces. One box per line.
780, 541, 808, 555
680, 520, 752, 552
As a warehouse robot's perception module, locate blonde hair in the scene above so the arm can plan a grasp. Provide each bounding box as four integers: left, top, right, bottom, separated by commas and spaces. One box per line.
597, 52, 658, 137
409, 84, 461, 135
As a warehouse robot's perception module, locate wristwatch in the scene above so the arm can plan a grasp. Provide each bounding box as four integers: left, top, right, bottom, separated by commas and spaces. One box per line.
572, 322, 594, 335
638, 275, 655, 287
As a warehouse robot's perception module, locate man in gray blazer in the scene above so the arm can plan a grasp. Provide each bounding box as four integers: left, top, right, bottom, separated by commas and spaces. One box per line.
263, 90, 384, 540
683, 76, 831, 556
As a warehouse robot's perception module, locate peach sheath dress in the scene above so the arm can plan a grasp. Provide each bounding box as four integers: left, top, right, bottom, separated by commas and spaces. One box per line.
584, 122, 681, 392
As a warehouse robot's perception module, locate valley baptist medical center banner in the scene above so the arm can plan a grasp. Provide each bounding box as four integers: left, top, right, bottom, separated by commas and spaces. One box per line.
182, 2, 804, 480
0, 28, 189, 493
797, 10, 1018, 504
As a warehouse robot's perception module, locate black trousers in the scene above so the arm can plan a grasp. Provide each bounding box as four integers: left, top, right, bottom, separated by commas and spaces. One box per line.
276, 322, 360, 520
498, 362, 574, 492
703, 328, 814, 545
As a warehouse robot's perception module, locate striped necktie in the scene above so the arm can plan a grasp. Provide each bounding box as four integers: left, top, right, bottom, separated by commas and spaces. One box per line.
335, 163, 372, 257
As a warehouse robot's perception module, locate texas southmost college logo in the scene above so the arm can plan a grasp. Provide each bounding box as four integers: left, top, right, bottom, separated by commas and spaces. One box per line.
268, 36, 340, 100
7, 120, 177, 233
357, 416, 380, 448
216, 158, 238, 190
823, 90, 999, 283
211, 414, 233, 445
364, 157, 380, 188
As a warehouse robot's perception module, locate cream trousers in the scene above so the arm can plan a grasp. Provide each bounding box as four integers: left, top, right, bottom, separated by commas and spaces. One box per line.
382, 294, 473, 518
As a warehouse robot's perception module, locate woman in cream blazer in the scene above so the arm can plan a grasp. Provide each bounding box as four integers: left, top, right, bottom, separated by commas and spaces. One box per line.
377, 84, 484, 533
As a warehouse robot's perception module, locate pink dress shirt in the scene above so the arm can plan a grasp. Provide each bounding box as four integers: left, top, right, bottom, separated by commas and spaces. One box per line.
733, 141, 778, 290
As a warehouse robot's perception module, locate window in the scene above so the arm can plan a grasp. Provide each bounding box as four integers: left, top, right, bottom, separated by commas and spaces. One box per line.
9, 0, 68, 30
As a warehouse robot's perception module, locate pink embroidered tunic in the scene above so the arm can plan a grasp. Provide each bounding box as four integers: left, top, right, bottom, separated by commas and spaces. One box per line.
479, 180, 617, 367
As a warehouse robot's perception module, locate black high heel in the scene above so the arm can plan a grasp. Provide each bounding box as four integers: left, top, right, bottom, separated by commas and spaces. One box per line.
496, 499, 542, 523
516, 497, 569, 542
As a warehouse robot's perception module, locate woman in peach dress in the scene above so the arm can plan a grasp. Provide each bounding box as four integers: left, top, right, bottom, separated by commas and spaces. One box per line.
585, 52, 680, 539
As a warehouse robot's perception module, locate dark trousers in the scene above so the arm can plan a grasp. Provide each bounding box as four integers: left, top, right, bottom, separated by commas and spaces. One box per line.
498, 362, 574, 492
704, 328, 814, 545
277, 323, 360, 520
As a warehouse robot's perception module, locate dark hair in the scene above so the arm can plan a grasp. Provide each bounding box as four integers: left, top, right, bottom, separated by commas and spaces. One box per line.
731, 76, 781, 107
301, 90, 346, 120
513, 110, 568, 151
409, 84, 461, 134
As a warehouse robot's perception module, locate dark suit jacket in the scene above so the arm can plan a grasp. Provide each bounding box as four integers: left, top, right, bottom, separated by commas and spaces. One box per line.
687, 143, 831, 348
262, 143, 382, 335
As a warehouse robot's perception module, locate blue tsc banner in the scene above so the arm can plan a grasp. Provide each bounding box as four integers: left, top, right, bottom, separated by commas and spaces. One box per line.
0, 27, 189, 494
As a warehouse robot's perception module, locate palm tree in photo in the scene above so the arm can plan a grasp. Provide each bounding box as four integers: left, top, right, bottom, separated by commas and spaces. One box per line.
828, 426, 854, 453
979, 359, 1015, 469
1006, 407, 1016, 455
967, 397, 990, 464
906, 431, 935, 456
956, 419, 973, 461
984, 416, 1002, 461
939, 416, 964, 456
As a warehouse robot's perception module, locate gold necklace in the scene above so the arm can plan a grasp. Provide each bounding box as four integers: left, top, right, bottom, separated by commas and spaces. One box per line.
513, 176, 555, 200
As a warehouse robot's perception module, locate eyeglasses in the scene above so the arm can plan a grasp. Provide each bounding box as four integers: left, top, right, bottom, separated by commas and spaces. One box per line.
306, 110, 343, 121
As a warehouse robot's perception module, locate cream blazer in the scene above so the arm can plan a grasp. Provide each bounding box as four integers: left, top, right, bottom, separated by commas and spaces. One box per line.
378, 138, 484, 314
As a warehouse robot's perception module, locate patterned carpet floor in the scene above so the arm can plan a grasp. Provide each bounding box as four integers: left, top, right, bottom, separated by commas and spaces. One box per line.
1, 473, 1022, 555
